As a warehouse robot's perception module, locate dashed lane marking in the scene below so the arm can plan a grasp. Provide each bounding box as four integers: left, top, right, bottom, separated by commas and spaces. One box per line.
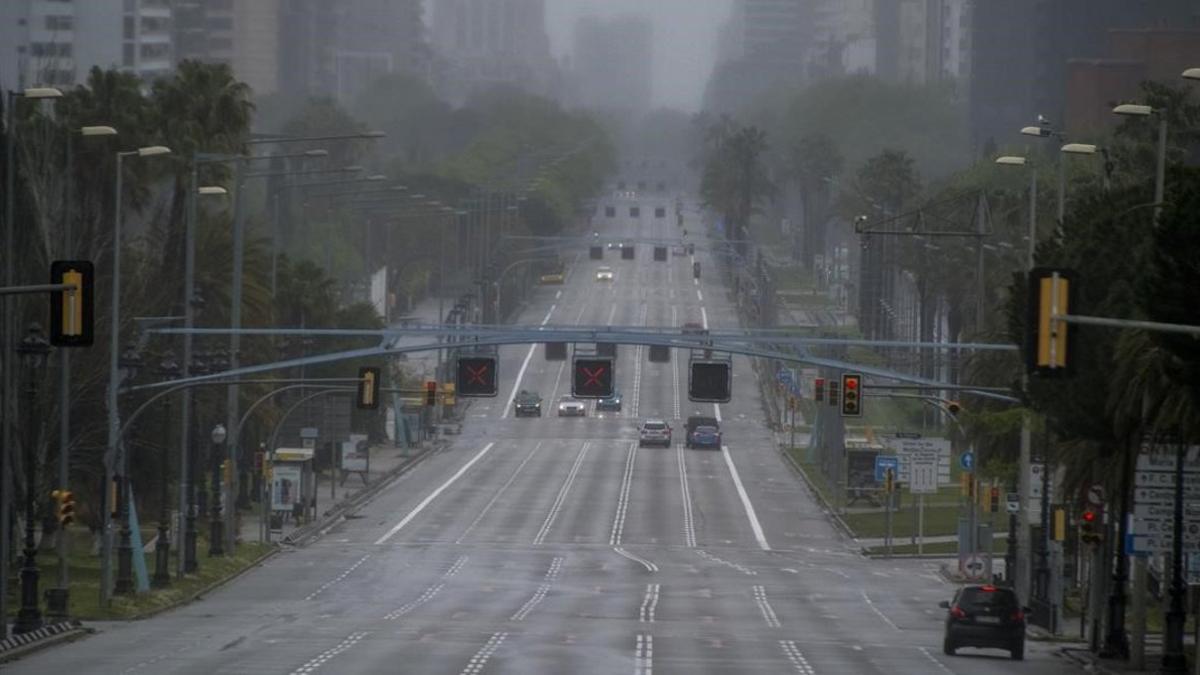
290, 632, 368, 674
375, 442, 496, 545
634, 634, 654, 675
609, 442, 638, 545
460, 632, 507, 675
443, 555, 469, 578
305, 554, 370, 600
613, 547, 658, 573
721, 445, 769, 550
695, 549, 756, 576
534, 443, 590, 545
862, 590, 900, 631
456, 443, 542, 544
671, 306, 681, 419
677, 443, 696, 548
384, 582, 444, 620
639, 583, 660, 623
753, 585, 782, 628
779, 640, 816, 674
919, 646, 956, 674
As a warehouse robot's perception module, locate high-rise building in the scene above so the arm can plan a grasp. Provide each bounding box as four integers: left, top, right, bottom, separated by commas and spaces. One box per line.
571, 15, 652, 114
280, 0, 426, 104
704, 0, 811, 111
174, 0, 282, 96
429, 0, 557, 103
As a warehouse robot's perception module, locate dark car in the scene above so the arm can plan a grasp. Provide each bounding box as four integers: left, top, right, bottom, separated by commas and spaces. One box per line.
596, 390, 622, 412
687, 425, 722, 449
513, 390, 542, 417
940, 584, 1027, 660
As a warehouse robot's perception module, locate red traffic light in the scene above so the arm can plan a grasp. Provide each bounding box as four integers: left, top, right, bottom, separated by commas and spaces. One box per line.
1082, 510, 1096, 523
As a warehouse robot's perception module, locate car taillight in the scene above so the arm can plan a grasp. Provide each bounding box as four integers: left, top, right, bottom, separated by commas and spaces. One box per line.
1011, 609, 1025, 622
950, 606, 966, 619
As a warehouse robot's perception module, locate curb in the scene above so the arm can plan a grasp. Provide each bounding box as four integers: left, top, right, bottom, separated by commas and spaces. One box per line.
284, 442, 441, 546
0, 620, 93, 665
1060, 646, 1121, 674
122, 544, 281, 623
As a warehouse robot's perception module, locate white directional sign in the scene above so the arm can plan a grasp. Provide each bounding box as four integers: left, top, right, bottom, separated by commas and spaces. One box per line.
1086, 484, 1105, 505
909, 458, 939, 495
883, 435, 951, 486
1130, 446, 1200, 554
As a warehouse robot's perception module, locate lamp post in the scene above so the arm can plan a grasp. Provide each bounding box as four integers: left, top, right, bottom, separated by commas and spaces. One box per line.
12, 323, 52, 634
113, 346, 143, 595
152, 352, 180, 588
182, 348, 211, 574
2, 86, 62, 639
209, 423, 226, 556
103, 145, 171, 604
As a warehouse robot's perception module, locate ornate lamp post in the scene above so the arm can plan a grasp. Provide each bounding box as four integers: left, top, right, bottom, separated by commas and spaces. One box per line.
114, 346, 143, 595
13, 323, 52, 633
182, 349, 209, 574
209, 423, 226, 556
152, 352, 180, 588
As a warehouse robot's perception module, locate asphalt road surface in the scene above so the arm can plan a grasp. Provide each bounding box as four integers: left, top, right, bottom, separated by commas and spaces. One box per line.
11, 196, 1077, 674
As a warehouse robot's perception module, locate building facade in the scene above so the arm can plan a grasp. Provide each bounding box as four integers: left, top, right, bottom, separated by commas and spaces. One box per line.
429, 0, 557, 103
571, 14, 652, 114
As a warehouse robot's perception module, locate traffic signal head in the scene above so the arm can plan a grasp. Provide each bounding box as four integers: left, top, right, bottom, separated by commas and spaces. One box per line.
424, 380, 437, 406
688, 360, 731, 403
356, 366, 381, 410
840, 373, 863, 417
814, 377, 825, 403
827, 380, 840, 407
51, 489, 75, 527
456, 356, 498, 397
49, 260, 95, 347
545, 342, 567, 361
1080, 509, 1101, 544
1025, 267, 1074, 376
572, 357, 614, 398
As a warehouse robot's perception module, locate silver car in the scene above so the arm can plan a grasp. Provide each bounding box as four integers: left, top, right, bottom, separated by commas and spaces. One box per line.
638, 419, 672, 447
557, 397, 586, 417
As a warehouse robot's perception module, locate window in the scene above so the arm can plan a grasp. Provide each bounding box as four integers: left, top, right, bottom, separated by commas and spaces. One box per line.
31, 43, 73, 58
45, 15, 74, 31
140, 42, 170, 59
124, 16, 133, 39
123, 43, 134, 66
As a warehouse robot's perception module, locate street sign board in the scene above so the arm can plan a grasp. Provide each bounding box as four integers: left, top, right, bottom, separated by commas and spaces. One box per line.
962, 554, 987, 580
1135, 472, 1200, 490
910, 458, 938, 495
1135, 486, 1200, 504
1136, 448, 1200, 474
960, 451, 975, 471
1129, 534, 1200, 554
882, 435, 951, 485
874, 455, 900, 483
1086, 483, 1105, 505
1134, 502, 1200, 521
1006, 492, 1020, 514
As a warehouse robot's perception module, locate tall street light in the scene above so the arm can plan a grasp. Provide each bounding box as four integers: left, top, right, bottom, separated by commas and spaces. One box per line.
1182, 68, 1200, 81
152, 352, 180, 588
1112, 103, 1167, 224
103, 144, 172, 604
2, 86, 62, 639
12, 323, 52, 634
209, 423, 227, 556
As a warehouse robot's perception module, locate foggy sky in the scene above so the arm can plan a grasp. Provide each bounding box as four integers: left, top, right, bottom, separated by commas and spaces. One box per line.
544, 0, 733, 112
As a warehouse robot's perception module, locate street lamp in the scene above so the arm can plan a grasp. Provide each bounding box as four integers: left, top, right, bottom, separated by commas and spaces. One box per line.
152, 352, 180, 588
103, 145, 172, 603
12, 323, 51, 634
1183, 68, 1200, 81
209, 423, 226, 557
113, 346, 143, 595
1111, 104, 1168, 226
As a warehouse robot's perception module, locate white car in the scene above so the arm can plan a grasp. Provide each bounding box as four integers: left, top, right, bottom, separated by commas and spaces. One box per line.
595, 266, 614, 282
557, 397, 586, 417
638, 420, 672, 447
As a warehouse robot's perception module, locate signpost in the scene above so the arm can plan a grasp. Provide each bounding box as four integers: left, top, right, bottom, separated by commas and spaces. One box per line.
910, 457, 938, 556
1130, 448, 1200, 555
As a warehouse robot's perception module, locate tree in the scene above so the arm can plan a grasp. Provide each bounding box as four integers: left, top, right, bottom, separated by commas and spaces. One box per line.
700, 121, 774, 252
788, 133, 843, 267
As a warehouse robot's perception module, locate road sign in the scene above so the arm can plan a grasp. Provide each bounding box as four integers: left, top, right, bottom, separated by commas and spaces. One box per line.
960, 452, 975, 471
1135, 472, 1200, 490
1006, 493, 1020, 514
1135, 486, 1200, 504
1086, 483, 1105, 505
910, 458, 938, 495
1136, 448, 1200, 474
883, 435, 951, 485
963, 554, 987, 579
874, 456, 900, 483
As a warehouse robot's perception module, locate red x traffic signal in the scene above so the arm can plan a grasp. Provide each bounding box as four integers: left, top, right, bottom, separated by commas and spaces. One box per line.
572, 357, 614, 398
456, 356, 498, 397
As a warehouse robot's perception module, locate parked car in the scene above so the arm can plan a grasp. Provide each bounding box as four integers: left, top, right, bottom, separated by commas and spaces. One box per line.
940, 584, 1027, 660
687, 425, 722, 449
513, 390, 542, 417
596, 390, 622, 412
556, 396, 586, 417
638, 420, 672, 447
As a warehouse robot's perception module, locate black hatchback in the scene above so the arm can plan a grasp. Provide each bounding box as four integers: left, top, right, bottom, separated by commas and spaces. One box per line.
939, 584, 1027, 660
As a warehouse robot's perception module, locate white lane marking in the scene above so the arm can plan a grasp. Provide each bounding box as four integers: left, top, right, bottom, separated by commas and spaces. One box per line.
720, 445, 769, 550
713, 402, 722, 423
384, 582, 445, 620
700, 306, 708, 330
509, 557, 563, 622
444, 555, 469, 578
555, 290, 562, 299
694, 277, 698, 286
456, 443, 542, 543
919, 646, 956, 674
375, 442, 496, 544
824, 566, 851, 580
639, 583, 660, 623
610, 442, 638, 545
499, 304, 556, 419
631, 303, 647, 417
677, 443, 696, 548
862, 590, 900, 631
305, 554, 371, 600
671, 306, 680, 420
695, 549, 756, 576
460, 632, 507, 675
290, 632, 368, 674
613, 546, 658, 572
753, 585, 782, 628
779, 640, 816, 675
697, 289, 703, 302
606, 302, 618, 324
634, 634, 654, 675
534, 442, 591, 545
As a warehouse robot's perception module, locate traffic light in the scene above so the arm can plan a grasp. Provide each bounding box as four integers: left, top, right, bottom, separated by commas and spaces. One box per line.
443, 382, 456, 407
814, 377, 825, 403
989, 486, 1000, 514
1025, 267, 1074, 376
884, 468, 895, 494
51, 489, 75, 527
840, 373, 863, 417
545, 342, 567, 361
689, 360, 731, 403
1080, 509, 1102, 545
827, 380, 840, 408
648, 345, 670, 362
356, 367, 381, 410
573, 357, 614, 398
424, 380, 437, 406
49, 260, 95, 347
456, 356, 498, 397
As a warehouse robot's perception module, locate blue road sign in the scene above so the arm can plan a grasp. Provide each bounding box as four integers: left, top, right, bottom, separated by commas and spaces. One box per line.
960, 451, 975, 471
875, 455, 900, 483
777, 369, 793, 385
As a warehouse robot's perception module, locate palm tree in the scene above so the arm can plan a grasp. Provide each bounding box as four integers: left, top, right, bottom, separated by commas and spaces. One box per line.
788, 132, 843, 267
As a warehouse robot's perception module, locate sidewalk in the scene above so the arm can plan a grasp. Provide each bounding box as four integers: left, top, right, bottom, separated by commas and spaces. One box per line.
1059, 641, 1174, 674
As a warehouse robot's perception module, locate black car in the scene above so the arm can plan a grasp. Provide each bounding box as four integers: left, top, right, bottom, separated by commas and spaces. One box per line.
596, 390, 622, 412
940, 584, 1027, 660
513, 390, 542, 417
